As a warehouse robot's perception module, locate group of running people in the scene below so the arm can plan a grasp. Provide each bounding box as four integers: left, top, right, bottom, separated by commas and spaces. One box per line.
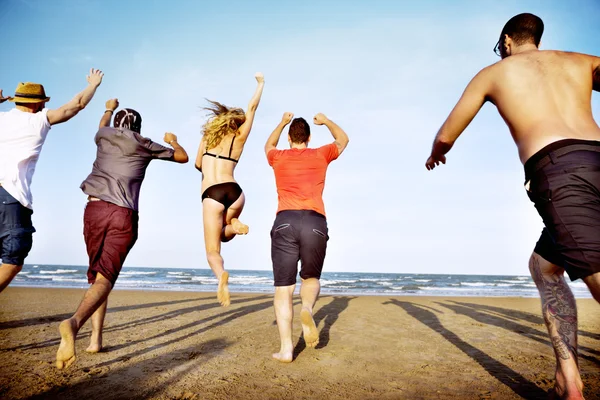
0, 12, 599, 399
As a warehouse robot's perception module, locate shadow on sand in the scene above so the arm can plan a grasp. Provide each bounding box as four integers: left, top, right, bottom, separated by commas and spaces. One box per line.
293, 296, 355, 359
29, 338, 231, 399
442, 301, 600, 363
1, 295, 271, 353
386, 299, 548, 400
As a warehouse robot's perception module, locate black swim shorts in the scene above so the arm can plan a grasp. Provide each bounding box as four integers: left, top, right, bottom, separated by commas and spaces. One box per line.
270, 210, 329, 286
525, 139, 600, 281
0, 186, 36, 266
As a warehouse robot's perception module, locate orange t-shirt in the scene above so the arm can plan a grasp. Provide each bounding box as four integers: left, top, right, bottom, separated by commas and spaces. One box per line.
267, 143, 339, 217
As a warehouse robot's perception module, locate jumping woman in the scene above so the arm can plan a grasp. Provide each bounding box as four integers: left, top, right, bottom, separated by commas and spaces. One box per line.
195, 72, 265, 307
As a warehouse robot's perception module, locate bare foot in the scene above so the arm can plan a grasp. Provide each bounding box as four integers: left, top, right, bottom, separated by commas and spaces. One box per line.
56, 319, 77, 369
231, 218, 249, 235
85, 334, 102, 353
272, 351, 293, 363
300, 308, 319, 348
217, 271, 230, 307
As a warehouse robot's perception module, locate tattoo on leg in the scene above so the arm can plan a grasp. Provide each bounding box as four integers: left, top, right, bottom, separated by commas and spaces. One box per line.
530, 255, 578, 362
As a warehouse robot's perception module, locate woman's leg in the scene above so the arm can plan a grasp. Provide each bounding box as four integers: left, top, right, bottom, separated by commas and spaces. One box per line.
222, 192, 248, 242
202, 198, 230, 306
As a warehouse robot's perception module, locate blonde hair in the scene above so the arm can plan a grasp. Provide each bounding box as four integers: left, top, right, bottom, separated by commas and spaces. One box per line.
202, 100, 246, 150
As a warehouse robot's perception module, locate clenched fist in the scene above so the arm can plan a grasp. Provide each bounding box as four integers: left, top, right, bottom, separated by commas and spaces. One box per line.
313, 113, 328, 125
255, 72, 264, 84
281, 112, 294, 125
164, 132, 178, 144
105, 98, 119, 111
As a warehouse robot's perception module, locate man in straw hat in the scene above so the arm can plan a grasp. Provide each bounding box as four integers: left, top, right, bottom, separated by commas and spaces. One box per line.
56, 98, 189, 369
0, 68, 104, 293
425, 13, 600, 398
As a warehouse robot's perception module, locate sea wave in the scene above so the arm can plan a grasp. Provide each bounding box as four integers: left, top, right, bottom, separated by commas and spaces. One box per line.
120, 271, 157, 276
460, 282, 491, 287
39, 269, 78, 274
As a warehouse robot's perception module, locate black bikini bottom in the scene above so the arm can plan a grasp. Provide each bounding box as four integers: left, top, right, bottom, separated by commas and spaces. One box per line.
201, 182, 243, 210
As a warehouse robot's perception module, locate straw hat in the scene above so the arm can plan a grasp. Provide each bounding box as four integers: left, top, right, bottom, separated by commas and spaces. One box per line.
8, 82, 50, 103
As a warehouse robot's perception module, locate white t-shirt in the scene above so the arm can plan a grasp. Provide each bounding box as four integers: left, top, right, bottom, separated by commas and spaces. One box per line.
0, 108, 51, 209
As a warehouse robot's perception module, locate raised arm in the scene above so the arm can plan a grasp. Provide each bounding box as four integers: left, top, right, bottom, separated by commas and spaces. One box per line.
47, 68, 104, 125
265, 112, 294, 155
313, 113, 349, 155
164, 133, 189, 164
0, 89, 11, 103
237, 72, 265, 140
425, 67, 493, 170
99, 98, 119, 128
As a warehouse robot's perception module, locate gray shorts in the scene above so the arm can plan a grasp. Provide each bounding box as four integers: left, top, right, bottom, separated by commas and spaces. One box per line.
270, 210, 329, 286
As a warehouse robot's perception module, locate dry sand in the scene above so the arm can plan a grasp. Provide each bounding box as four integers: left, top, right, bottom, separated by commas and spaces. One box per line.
0, 287, 598, 399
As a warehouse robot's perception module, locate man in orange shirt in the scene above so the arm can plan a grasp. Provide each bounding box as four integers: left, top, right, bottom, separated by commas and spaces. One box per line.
265, 112, 349, 363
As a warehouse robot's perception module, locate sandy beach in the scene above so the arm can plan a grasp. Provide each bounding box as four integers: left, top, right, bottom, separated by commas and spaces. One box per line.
0, 288, 598, 399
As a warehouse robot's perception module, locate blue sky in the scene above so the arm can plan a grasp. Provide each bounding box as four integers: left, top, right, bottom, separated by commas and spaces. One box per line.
1, 0, 599, 275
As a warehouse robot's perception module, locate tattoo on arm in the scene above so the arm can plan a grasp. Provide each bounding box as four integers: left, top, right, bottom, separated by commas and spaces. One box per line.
529, 255, 578, 361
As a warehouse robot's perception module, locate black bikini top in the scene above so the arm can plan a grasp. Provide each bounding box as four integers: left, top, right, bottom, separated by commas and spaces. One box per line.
197, 136, 238, 173
203, 135, 239, 163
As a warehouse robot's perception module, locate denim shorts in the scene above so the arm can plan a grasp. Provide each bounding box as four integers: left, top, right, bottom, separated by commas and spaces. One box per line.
0, 186, 36, 266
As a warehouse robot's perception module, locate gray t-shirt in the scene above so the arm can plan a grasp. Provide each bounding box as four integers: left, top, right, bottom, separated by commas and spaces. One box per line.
80, 127, 175, 211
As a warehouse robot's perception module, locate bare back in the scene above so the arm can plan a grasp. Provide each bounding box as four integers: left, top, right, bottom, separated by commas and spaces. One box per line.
200, 133, 247, 192
487, 50, 600, 162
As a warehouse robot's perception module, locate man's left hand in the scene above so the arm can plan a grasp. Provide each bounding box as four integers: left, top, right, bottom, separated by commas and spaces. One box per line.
164, 132, 178, 144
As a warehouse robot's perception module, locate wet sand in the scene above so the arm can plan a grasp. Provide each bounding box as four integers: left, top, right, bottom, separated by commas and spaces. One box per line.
0, 287, 598, 399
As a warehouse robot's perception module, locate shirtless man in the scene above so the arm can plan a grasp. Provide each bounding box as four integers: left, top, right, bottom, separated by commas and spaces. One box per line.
426, 13, 600, 399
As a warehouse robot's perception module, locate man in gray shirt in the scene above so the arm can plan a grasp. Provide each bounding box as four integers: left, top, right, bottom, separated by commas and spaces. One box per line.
56, 98, 188, 369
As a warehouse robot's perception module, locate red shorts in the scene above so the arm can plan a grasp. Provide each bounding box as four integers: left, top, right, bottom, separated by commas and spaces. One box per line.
84, 200, 138, 286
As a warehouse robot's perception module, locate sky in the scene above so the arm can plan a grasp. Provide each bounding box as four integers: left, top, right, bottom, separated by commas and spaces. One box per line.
0, 0, 599, 275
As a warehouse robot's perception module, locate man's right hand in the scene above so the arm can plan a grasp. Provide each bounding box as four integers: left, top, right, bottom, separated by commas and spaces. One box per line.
106, 98, 119, 111
313, 113, 329, 125
0, 89, 11, 103
87, 68, 104, 87
281, 112, 294, 125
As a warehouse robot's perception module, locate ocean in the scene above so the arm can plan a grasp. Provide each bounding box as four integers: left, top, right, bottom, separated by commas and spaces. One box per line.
11, 264, 593, 298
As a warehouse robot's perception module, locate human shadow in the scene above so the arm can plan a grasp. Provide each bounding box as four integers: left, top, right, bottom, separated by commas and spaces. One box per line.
93, 298, 294, 369
293, 296, 355, 359
0, 297, 203, 330
451, 301, 600, 341
440, 301, 600, 363
386, 299, 548, 399
1, 295, 270, 353
27, 337, 230, 399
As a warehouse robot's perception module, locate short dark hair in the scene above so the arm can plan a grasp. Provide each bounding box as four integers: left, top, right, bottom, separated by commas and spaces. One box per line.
500, 13, 544, 47
288, 117, 310, 144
